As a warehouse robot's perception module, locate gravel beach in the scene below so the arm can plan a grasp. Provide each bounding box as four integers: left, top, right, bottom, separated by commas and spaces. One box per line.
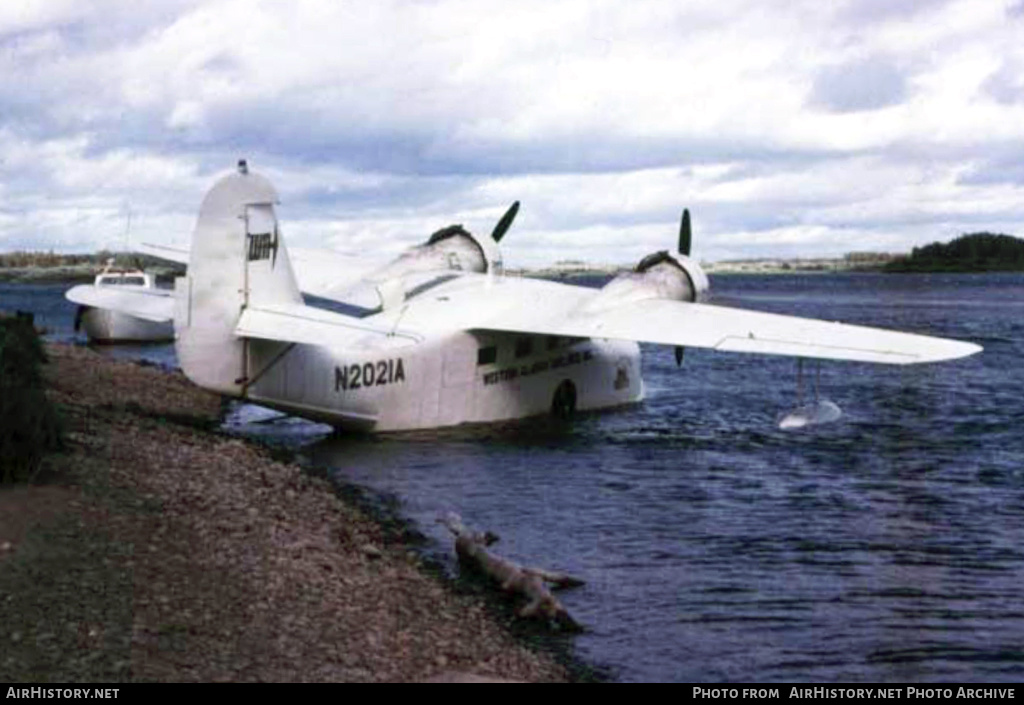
0, 343, 569, 682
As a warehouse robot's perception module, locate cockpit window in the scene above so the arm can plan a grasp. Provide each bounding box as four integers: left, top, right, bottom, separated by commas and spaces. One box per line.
477, 346, 497, 366
546, 335, 581, 351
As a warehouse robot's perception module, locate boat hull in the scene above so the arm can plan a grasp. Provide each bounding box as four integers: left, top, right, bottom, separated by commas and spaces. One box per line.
80, 307, 173, 344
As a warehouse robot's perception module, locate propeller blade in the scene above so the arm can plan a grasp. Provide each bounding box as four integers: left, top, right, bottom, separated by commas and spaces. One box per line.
679, 208, 692, 256
491, 201, 520, 243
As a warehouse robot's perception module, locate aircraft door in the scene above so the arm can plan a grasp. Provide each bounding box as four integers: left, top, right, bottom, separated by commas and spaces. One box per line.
438, 335, 476, 426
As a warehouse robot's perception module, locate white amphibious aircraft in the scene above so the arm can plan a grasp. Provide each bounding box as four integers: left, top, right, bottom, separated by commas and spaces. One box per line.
67, 162, 982, 432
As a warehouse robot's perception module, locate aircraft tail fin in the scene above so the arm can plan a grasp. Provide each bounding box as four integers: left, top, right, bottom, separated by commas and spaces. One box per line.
175, 161, 303, 396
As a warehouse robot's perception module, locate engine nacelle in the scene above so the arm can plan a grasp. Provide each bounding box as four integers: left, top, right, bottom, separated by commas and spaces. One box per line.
335, 224, 503, 313
587, 250, 709, 312
373, 224, 501, 281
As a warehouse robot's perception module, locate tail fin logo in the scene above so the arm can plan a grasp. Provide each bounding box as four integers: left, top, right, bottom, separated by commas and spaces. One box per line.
247, 227, 279, 267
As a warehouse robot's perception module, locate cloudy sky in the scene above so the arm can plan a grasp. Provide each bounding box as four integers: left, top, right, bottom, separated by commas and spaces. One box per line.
2, 0, 1024, 267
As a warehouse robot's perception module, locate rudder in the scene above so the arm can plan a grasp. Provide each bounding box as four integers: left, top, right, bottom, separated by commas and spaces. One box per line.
175, 161, 302, 396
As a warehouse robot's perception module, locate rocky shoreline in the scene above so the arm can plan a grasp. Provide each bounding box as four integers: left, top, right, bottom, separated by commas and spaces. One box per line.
0, 344, 570, 682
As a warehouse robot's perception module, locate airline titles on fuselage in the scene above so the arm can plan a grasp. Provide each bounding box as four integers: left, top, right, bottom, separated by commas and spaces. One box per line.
483, 349, 594, 386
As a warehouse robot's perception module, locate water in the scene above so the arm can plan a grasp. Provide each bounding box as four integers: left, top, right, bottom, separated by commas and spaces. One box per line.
0, 282, 178, 368
6, 273, 1024, 682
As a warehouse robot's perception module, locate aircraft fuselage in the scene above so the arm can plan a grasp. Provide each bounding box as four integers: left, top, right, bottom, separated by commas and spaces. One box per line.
242, 331, 643, 432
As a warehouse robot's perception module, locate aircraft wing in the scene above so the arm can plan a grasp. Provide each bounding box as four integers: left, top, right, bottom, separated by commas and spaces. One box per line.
287, 247, 391, 300
487, 298, 978, 364
397, 276, 980, 365
65, 284, 174, 323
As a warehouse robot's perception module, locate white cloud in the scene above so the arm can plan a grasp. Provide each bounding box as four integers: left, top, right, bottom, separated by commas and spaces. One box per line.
1, 0, 1023, 265
0, 1, 92, 36
810, 55, 908, 113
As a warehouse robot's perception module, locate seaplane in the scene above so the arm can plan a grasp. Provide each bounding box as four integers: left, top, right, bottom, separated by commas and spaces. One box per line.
65, 161, 982, 432
70, 259, 174, 344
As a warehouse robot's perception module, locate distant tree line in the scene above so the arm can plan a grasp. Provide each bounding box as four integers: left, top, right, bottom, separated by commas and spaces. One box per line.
0, 250, 182, 269
885, 232, 1024, 272
0, 251, 95, 268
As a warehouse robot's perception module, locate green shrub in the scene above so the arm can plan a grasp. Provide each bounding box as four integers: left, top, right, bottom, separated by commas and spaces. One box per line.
0, 313, 63, 484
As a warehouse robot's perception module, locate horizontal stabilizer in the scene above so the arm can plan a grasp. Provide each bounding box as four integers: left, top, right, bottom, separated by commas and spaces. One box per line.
140, 242, 385, 301
65, 284, 174, 323
475, 298, 981, 365
236, 303, 422, 348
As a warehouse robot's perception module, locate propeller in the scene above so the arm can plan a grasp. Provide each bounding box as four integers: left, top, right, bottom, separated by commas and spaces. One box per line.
491, 201, 520, 243
679, 208, 692, 256
676, 208, 692, 367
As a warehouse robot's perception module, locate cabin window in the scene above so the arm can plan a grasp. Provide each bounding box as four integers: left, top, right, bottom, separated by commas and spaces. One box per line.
514, 337, 533, 359
100, 276, 145, 286
477, 346, 497, 366
546, 336, 581, 351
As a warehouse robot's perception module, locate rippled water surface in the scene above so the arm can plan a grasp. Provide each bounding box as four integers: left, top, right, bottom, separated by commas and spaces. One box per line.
7, 273, 1024, 682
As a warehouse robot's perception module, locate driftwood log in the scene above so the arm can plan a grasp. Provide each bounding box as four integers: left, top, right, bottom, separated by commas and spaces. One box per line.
440, 513, 584, 631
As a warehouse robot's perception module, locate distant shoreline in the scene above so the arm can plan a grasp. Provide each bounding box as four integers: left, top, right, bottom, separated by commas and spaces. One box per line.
0, 265, 184, 284
882, 232, 1024, 273
6, 231, 1023, 279
517, 261, 887, 279
5, 257, 1021, 284
0, 253, 184, 284
0, 263, 985, 285
0, 265, 104, 284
